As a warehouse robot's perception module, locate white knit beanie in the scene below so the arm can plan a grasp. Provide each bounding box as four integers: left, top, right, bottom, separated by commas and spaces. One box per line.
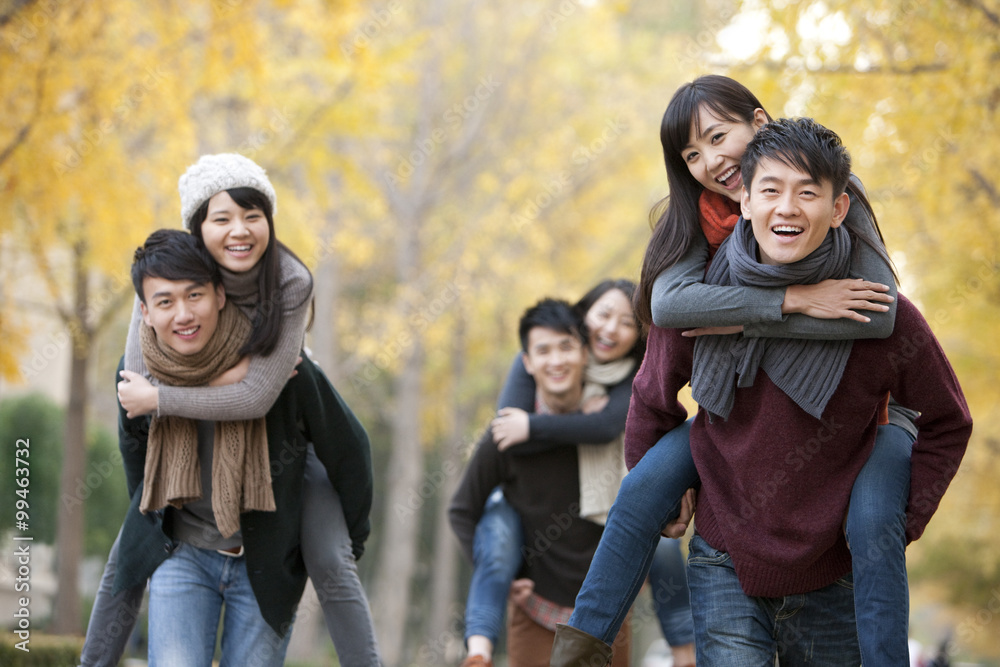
178, 153, 277, 229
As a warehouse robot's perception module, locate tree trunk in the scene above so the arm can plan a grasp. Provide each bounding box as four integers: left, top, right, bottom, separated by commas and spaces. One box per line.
372, 342, 425, 666
307, 175, 343, 384
51, 242, 89, 634
426, 315, 469, 663
371, 200, 425, 665
310, 226, 341, 382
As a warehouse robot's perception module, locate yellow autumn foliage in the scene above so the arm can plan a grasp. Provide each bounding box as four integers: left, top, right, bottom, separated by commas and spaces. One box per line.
2, 0, 997, 657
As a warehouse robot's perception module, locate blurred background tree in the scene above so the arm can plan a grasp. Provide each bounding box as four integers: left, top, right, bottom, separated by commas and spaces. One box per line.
1, 0, 996, 663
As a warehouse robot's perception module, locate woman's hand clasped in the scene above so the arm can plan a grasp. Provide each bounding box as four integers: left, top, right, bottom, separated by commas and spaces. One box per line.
492, 407, 530, 451
117, 370, 158, 419
784, 278, 893, 322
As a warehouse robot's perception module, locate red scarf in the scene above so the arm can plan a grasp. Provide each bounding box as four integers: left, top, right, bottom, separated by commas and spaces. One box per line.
698, 189, 741, 258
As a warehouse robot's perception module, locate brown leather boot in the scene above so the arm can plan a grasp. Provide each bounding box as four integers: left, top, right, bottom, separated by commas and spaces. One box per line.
549, 623, 614, 667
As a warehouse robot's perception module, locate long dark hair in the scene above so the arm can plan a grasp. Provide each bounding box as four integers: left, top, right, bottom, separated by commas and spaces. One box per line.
188, 187, 312, 356
635, 75, 773, 328
574, 278, 646, 364
636, 76, 897, 329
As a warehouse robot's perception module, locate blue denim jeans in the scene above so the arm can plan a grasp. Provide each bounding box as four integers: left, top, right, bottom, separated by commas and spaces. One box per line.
82, 447, 380, 667
148, 542, 291, 667
568, 419, 697, 644
464, 487, 523, 645
687, 534, 860, 665
847, 424, 914, 666
566, 419, 911, 660
648, 536, 694, 647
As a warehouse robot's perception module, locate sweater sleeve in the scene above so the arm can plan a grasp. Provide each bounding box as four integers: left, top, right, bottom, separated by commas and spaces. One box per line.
496, 353, 536, 411
448, 431, 504, 564
298, 357, 374, 559
885, 297, 973, 543
124, 296, 146, 375
508, 372, 636, 456
155, 255, 314, 421
651, 235, 786, 329
498, 351, 638, 454
116, 356, 150, 499
624, 326, 692, 470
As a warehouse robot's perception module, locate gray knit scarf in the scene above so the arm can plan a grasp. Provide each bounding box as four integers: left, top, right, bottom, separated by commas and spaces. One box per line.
691, 218, 853, 420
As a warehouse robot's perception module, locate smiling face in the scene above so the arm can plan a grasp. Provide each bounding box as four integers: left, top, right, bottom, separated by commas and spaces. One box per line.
522, 326, 587, 410
682, 104, 768, 203
199, 190, 270, 272
740, 157, 850, 266
584, 288, 638, 364
140, 277, 225, 355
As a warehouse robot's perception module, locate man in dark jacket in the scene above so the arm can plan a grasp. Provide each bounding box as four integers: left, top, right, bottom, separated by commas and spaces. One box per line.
112, 229, 372, 666
450, 298, 631, 667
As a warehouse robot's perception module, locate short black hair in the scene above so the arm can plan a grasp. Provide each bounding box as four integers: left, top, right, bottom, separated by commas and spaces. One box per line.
741, 117, 851, 199
131, 229, 221, 303
518, 298, 585, 353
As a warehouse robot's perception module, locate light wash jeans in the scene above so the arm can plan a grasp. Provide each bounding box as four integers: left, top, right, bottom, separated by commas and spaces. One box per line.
567, 420, 912, 666
80, 445, 380, 666
464, 487, 523, 645
148, 542, 291, 667
687, 534, 860, 665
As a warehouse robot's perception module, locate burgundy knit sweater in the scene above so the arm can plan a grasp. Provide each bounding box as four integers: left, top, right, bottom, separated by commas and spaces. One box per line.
625, 295, 972, 597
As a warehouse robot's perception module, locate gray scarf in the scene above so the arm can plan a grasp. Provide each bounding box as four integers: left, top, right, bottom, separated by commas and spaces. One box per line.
691, 218, 853, 420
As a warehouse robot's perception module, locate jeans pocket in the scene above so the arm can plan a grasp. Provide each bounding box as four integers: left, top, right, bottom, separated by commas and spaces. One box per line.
833, 571, 855, 591
686, 535, 732, 566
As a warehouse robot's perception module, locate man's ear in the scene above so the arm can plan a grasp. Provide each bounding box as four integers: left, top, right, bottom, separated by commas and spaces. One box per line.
521, 350, 536, 377
139, 301, 152, 327
830, 192, 850, 229
740, 186, 752, 220
215, 284, 226, 310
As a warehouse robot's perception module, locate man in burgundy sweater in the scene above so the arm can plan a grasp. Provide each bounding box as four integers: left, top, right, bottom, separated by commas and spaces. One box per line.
626, 119, 972, 664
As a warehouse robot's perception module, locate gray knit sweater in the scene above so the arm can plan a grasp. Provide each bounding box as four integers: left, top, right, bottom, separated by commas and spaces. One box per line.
124, 246, 313, 420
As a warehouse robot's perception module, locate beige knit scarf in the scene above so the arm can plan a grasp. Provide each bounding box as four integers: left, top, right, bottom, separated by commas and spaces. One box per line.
138, 301, 275, 538
577, 356, 635, 525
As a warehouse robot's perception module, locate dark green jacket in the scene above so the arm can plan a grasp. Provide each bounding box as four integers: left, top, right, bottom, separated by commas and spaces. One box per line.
113, 355, 373, 636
